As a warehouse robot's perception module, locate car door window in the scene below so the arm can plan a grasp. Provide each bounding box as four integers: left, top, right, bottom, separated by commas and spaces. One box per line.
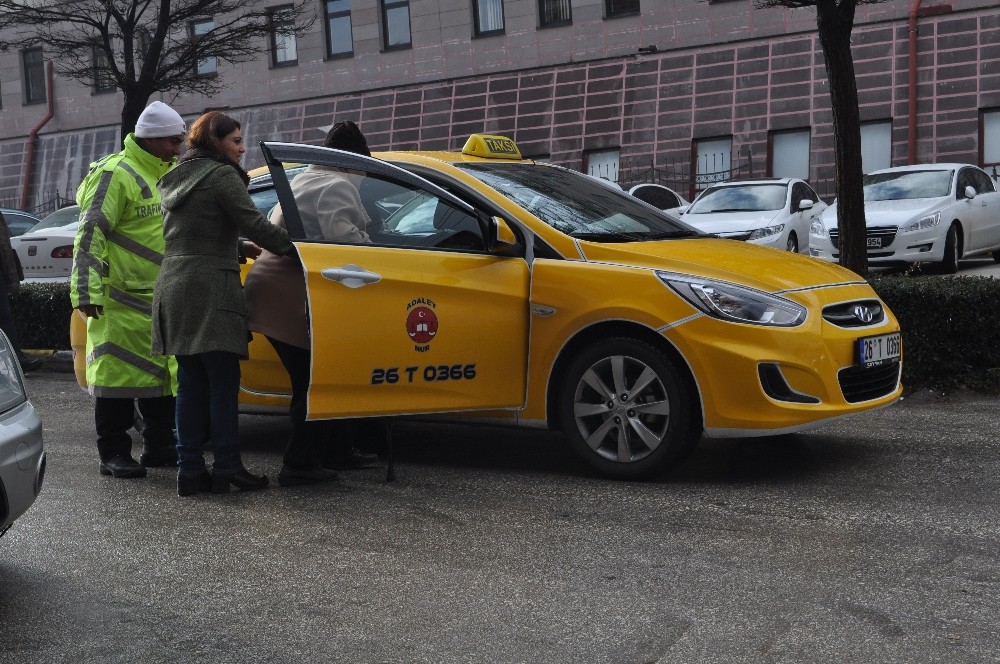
970, 168, 995, 194
957, 168, 977, 198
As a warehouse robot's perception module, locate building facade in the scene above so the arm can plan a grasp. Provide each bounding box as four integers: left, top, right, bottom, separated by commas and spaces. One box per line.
1, 0, 998, 211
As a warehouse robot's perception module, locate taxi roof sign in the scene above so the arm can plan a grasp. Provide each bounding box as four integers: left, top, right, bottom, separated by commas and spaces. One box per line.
462, 134, 522, 160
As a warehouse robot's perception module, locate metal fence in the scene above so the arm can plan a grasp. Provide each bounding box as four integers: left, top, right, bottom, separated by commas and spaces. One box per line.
0, 192, 74, 217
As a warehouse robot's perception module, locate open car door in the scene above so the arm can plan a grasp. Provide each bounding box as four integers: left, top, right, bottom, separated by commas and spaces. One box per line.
260, 142, 530, 420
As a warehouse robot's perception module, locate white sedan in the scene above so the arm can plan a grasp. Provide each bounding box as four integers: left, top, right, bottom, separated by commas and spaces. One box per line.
809, 164, 1000, 273
10, 205, 80, 283
678, 178, 826, 254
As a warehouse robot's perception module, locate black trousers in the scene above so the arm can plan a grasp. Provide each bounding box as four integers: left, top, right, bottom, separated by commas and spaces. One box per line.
267, 337, 370, 469
94, 395, 176, 461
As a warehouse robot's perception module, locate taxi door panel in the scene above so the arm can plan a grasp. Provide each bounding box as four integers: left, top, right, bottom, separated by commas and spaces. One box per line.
298, 242, 530, 418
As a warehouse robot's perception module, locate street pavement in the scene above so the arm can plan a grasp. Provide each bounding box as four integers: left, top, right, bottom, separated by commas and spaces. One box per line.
1, 371, 999, 663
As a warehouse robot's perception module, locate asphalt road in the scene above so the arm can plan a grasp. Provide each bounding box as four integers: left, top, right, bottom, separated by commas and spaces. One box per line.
2, 372, 999, 663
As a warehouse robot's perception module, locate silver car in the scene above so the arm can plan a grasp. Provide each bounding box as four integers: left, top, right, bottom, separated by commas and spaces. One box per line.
0, 330, 45, 538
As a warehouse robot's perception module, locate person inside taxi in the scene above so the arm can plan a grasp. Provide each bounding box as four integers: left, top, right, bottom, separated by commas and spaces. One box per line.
151, 111, 294, 497
70, 101, 186, 480
243, 120, 380, 487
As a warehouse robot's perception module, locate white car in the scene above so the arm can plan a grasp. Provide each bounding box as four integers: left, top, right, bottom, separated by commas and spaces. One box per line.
10, 205, 80, 283
810, 164, 1000, 273
0, 329, 45, 538
628, 183, 688, 216
679, 178, 826, 254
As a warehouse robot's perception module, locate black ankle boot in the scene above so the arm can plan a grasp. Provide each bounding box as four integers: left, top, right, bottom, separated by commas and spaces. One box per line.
177, 470, 213, 496
211, 467, 269, 493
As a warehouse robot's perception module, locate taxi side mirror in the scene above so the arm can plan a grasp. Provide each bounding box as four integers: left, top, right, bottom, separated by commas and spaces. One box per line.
486, 215, 521, 256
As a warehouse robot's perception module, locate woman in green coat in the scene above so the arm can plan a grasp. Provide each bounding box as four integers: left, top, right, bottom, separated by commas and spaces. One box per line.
152, 111, 293, 497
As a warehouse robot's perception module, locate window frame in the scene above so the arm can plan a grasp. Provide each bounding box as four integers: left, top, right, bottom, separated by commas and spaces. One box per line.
538, 0, 572, 28
380, 0, 412, 51
604, 0, 639, 19
324, 0, 355, 59
190, 18, 218, 77
269, 5, 299, 67
473, 0, 506, 37
91, 41, 116, 94
21, 48, 46, 105
768, 128, 811, 181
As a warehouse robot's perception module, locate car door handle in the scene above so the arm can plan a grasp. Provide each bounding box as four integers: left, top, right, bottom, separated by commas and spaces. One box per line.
321, 264, 382, 288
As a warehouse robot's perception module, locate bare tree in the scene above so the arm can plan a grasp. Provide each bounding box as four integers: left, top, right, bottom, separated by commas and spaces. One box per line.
754, 0, 888, 276
0, 0, 314, 143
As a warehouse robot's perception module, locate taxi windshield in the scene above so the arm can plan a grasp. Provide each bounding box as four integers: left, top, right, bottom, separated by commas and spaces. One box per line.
457, 163, 699, 242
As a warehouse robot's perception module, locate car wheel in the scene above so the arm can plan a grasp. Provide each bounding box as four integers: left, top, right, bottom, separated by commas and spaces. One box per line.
557, 337, 701, 480
940, 223, 959, 274
785, 231, 799, 253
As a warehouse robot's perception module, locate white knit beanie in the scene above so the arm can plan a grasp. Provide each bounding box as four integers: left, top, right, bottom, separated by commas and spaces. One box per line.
135, 101, 187, 138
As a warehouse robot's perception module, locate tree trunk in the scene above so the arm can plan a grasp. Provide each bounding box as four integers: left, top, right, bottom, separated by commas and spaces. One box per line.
816, 0, 868, 277
119, 90, 153, 148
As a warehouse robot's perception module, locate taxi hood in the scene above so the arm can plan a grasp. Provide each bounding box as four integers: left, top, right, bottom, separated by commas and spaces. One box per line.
577, 238, 863, 292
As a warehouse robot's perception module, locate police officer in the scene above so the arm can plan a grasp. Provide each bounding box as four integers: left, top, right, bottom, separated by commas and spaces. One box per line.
70, 101, 186, 479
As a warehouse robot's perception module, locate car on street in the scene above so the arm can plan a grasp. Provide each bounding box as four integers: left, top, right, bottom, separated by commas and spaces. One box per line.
809, 163, 1000, 273
678, 178, 827, 254
0, 207, 43, 237
10, 205, 80, 282
0, 330, 45, 538
72, 135, 903, 480
627, 183, 688, 216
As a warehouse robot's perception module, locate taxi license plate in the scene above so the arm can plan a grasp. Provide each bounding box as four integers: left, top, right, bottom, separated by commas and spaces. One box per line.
866, 237, 882, 248
857, 332, 901, 367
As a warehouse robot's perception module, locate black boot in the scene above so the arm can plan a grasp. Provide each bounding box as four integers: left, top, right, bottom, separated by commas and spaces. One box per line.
177, 470, 213, 496
211, 467, 269, 493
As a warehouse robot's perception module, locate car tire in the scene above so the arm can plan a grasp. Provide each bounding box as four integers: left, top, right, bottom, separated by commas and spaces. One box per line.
785, 231, 799, 253
557, 337, 701, 480
940, 223, 959, 274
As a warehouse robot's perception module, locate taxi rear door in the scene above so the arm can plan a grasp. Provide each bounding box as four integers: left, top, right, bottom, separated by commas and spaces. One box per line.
262, 142, 530, 419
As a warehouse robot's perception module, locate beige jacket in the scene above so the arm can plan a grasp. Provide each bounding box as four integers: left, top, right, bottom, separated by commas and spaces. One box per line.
244, 166, 373, 349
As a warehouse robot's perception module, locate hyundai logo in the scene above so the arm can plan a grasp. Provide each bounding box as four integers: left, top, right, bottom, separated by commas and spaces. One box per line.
852, 305, 876, 324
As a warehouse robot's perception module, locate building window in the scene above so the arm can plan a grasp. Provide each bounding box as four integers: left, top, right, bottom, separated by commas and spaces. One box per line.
22, 48, 46, 104
92, 42, 116, 93
982, 109, 1000, 174
269, 5, 298, 66
585, 149, 620, 183
381, 0, 411, 50
190, 19, 217, 76
860, 121, 892, 173
474, 0, 505, 36
605, 0, 639, 18
325, 0, 354, 58
770, 129, 810, 180
694, 136, 733, 190
539, 0, 571, 28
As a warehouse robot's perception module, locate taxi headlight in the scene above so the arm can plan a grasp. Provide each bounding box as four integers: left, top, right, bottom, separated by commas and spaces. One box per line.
810, 219, 825, 236
657, 272, 806, 327
903, 211, 940, 233
747, 224, 784, 241
0, 331, 27, 413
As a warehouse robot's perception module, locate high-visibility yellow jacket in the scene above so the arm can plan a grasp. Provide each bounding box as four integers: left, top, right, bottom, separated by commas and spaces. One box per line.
70, 134, 177, 398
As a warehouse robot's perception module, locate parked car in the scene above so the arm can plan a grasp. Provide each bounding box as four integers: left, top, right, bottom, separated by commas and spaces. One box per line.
627, 183, 688, 216
0, 207, 43, 237
679, 178, 827, 254
810, 163, 1000, 273
72, 134, 902, 480
10, 205, 80, 283
0, 329, 45, 539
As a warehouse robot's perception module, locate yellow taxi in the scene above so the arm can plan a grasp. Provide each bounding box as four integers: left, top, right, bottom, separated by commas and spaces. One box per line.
72, 135, 902, 479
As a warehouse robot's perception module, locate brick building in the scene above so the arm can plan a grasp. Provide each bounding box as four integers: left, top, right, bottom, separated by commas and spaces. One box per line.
0, 0, 998, 212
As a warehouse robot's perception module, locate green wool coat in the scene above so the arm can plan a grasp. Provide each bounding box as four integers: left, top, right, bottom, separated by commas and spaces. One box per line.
151, 157, 293, 358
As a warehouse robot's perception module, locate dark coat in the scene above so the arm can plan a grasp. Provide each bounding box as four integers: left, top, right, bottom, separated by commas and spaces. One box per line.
151, 158, 293, 358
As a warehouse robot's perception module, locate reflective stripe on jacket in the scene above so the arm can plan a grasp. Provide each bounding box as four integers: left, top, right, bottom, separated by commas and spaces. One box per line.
70, 134, 177, 397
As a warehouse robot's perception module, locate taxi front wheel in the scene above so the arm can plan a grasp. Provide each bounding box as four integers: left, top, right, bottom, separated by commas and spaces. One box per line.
557, 337, 701, 480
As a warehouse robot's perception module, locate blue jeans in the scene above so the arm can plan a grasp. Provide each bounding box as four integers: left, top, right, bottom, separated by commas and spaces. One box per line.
175, 352, 243, 475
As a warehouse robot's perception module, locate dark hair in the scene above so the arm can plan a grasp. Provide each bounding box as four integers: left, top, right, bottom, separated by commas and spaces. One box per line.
323, 121, 370, 157
186, 111, 242, 157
